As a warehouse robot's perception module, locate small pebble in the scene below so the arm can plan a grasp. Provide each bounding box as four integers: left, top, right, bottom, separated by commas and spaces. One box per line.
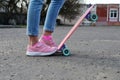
117, 71, 120, 73
103, 76, 107, 79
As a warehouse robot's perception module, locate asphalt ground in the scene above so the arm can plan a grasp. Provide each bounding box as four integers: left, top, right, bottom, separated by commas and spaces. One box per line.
0, 26, 120, 80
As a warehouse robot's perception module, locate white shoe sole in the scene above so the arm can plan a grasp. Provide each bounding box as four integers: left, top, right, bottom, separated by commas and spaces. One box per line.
26, 49, 57, 57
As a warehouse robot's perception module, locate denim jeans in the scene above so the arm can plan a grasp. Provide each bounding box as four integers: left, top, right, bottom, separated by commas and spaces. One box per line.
27, 0, 65, 36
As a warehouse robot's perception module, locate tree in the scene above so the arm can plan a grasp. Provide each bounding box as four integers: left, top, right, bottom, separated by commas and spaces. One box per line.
0, 0, 82, 25
59, 0, 81, 23
0, 0, 28, 13
0, 0, 28, 25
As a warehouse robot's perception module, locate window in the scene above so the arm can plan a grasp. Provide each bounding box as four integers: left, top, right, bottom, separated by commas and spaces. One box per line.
109, 8, 118, 22
110, 10, 117, 18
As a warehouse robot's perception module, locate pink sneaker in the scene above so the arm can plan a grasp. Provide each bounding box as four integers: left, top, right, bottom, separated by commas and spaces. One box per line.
39, 35, 57, 47
26, 41, 57, 56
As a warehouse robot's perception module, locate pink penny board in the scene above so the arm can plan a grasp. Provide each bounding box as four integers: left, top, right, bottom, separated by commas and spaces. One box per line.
58, 4, 95, 50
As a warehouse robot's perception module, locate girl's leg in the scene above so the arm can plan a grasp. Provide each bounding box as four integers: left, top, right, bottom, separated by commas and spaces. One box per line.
40, 0, 65, 47
43, 0, 65, 35
27, 0, 43, 46
26, 0, 57, 56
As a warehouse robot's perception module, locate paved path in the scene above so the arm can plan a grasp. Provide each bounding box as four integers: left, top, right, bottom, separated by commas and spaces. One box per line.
0, 26, 120, 80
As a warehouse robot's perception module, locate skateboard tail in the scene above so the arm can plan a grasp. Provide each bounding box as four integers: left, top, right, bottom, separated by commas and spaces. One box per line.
58, 4, 95, 50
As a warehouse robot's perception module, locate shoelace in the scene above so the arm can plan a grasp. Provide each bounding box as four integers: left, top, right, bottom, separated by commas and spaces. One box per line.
36, 42, 48, 48
48, 39, 55, 45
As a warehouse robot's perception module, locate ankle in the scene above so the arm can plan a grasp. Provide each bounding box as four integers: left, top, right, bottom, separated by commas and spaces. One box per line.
43, 30, 53, 36
29, 41, 38, 46
29, 36, 38, 46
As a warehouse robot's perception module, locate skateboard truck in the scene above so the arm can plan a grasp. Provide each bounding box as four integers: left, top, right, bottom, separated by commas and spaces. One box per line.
58, 44, 70, 56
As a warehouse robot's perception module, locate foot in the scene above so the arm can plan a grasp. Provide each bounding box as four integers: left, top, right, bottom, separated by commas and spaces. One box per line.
26, 41, 57, 56
39, 35, 57, 47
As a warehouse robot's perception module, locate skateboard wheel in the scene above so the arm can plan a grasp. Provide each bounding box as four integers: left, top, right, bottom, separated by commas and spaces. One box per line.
62, 48, 70, 56
90, 14, 98, 22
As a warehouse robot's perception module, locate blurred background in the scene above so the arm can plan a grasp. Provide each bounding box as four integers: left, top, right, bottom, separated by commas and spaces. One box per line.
0, 0, 120, 26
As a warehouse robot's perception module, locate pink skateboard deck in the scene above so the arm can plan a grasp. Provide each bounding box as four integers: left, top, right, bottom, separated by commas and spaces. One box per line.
57, 4, 95, 56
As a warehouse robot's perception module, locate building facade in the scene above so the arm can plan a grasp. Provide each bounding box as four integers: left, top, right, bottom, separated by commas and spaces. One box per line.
96, 4, 120, 26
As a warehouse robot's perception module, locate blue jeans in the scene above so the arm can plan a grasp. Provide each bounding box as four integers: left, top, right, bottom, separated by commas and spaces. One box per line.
27, 0, 65, 36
